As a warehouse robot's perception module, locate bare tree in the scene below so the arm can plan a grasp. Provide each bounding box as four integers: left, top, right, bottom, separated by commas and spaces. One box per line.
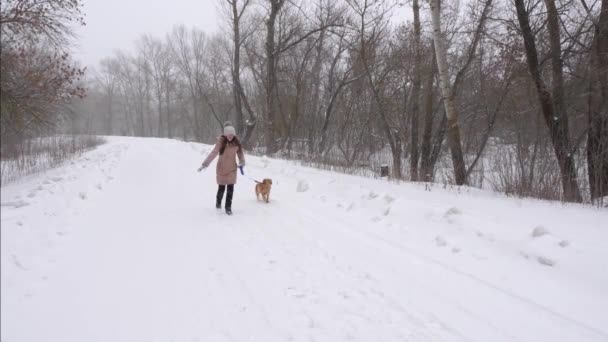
410, 0, 422, 181
170, 26, 207, 141
585, 0, 608, 201
97, 58, 120, 135
1, 0, 86, 156
264, 0, 286, 153
418, 43, 437, 182
514, 0, 582, 202
223, 0, 258, 146
0, 0, 85, 49
318, 29, 357, 155
429, 0, 468, 185
347, 0, 404, 178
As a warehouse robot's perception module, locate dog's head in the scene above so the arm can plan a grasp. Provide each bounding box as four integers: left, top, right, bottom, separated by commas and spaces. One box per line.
263, 178, 273, 185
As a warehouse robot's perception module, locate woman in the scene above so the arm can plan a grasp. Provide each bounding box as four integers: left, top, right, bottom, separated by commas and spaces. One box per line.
198, 122, 245, 215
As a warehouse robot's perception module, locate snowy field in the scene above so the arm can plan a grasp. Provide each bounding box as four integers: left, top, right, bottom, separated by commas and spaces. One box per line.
1, 136, 607, 342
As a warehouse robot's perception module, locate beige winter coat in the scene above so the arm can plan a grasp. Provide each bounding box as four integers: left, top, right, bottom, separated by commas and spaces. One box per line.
202, 136, 245, 185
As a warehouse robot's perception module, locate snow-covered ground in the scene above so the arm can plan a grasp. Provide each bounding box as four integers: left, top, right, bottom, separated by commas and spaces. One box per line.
2, 136, 607, 342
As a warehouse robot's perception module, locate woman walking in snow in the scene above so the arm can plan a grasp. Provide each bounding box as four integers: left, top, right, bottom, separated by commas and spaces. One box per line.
198, 122, 245, 215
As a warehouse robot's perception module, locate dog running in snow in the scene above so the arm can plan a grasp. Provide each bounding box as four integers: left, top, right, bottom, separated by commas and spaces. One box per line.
255, 178, 273, 203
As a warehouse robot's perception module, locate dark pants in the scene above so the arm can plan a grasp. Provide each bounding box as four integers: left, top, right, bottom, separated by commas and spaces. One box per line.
216, 184, 234, 209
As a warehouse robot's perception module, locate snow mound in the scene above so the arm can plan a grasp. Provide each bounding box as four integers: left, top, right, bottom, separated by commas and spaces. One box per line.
296, 180, 309, 192
531, 226, 550, 238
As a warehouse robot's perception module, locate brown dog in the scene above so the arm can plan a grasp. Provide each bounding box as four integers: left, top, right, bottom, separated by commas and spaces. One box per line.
255, 178, 273, 203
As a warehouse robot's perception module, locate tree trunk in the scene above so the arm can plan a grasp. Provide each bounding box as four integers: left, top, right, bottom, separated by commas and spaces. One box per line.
138, 99, 145, 137
144, 70, 151, 137
165, 84, 172, 138
318, 82, 345, 155
515, 0, 582, 202
157, 89, 163, 137
239, 85, 257, 148
318, 37, 350, 155
419, 45, 437, 182
308, 29, 325, 156
410, 0, 422, 181
106, 91, 114, 135
587, 0, 608, 200
545, 0, 582, 201
356, 2, 402, 179
265, 0, 284, 154
191, 98, 199, 141
231, 0, 244, 137
429, 0, 467, 185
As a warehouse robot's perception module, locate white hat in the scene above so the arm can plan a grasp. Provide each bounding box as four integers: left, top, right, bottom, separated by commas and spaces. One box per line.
223, 125, 236, 135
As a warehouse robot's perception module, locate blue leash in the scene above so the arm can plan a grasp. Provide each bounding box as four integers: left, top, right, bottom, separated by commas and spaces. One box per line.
239, 165, 261, 184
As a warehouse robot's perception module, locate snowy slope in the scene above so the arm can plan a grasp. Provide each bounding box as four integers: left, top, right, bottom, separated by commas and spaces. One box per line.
1, 136, 607, 342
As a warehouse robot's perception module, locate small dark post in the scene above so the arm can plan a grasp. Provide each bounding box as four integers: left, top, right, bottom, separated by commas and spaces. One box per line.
380, 165, 389, 177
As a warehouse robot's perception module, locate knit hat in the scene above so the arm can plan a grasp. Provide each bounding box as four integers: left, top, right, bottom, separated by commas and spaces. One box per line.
223, 121, 236, 136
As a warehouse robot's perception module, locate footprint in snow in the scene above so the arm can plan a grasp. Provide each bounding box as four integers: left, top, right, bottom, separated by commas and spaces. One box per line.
11, 254, 27, 270
359, 272, 375, 281
383, 195, 396, 204
537, 256, 556, 267
286, 287, 307, 299
339, 290, 353, 300
435, 236, 448, 247
1, 200, 30, 209
443, 207, 462, 222
473, 253, 488, 261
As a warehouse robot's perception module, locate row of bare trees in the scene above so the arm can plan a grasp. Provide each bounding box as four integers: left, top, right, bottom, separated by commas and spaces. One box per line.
1, 0, 87, 158
72, 0, 606, 203
0, 0, 110, 184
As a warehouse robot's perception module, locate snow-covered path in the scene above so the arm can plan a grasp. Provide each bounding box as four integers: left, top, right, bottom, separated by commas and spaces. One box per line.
2, 137, 607, 341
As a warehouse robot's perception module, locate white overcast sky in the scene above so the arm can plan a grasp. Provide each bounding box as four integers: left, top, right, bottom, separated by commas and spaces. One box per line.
73, 0, 221, 68
73, 0, 412, 69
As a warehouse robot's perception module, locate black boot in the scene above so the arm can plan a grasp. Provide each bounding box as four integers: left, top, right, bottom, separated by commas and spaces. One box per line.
216, 185, 226, 209
225, 184, 234, 214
